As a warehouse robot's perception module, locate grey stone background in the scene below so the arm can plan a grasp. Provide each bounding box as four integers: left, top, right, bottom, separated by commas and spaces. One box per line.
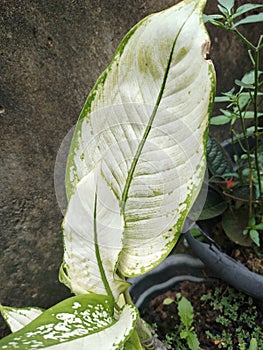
0, 0, 261, 338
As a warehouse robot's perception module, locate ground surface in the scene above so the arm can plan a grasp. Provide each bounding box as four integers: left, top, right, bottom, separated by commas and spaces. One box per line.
141, 280, 263, 349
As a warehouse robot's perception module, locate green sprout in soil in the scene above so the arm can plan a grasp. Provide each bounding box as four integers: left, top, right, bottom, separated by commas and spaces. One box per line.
200, 286, 263, 349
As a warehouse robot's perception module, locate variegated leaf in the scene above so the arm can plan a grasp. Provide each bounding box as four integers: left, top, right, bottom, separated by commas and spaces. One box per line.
0, 305, 43, 333
0, 294, 138, 350
65, 0, 215, 277
60, 164, 129, 299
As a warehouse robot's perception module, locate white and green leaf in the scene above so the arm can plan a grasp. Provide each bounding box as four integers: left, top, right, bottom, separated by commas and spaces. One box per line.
0, 294, 138, 350
0, 305, 43, 333
65, 0, 215, 277
60, 165, 129, 300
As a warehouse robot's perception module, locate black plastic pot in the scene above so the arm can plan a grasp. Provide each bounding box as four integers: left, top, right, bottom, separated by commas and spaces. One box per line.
184, 231, 263, 311
128, 254, 215, 310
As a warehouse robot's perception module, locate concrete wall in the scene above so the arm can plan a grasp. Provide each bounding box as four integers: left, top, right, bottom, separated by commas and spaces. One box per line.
0, 0, 261, 337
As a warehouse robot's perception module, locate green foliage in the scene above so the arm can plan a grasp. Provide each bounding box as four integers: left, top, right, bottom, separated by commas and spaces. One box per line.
206, 136, 233, 176
176, 294, 201, 350
222, 207, 253, 246
204, 1, 263, 30
162, 294, 201, 350
243, 216, 262, 246
201, 286, 263, 349
161, 285, 263, 350
198, 188, 227, 220
201, 0, 263, 247
249, 338, 258, 350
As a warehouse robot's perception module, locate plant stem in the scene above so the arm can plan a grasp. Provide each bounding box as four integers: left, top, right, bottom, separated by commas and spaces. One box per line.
253, 46, 263, 207
123, 287, 133, 305
122, 289, 168, 349
233, 28, 263, 215
136, 318, 169, 350
236, 98, 253, 218
118, 271, 168, 349
231, 128, 247, 153
233, 28, 256, 51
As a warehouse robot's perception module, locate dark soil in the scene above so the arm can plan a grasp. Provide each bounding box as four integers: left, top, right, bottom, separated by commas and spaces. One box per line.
141, 280, 263, 350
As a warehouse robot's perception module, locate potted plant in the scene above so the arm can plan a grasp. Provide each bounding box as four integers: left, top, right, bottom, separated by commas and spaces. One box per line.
0, 0, 262, 349
138, 276, 263, 349
139, 2, 263, 346
184, 0, 263, 308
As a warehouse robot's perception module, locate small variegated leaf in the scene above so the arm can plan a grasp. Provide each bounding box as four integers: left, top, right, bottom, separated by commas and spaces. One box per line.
65, 0, 215, 277
60, 165, 129, 300
0, 305, 43, 333
0, 294, 138, 350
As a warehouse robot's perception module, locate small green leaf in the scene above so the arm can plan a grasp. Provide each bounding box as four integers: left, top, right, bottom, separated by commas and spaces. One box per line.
163, 298, 175, 306
220, 109, 232, 117
214, 95, 232, 103
245, 126, 257, 135
217, 4, 229, 16
249, 230, 260, 247
255, 223, 263, 230
238, 93, 251, 110
248, 216, 256, 227
203, 14, 224, 24
233, 13, 263, 27
207, 19, 228, 28
180, 329, 189, 339
218, 0, 235, 12
248, 337, 258, 350
235, 79, 254, 89
222, 208, 253, 246
234, 4, 263, 18
241, 70, 256, 84
231, 185, 257, 201
206, 136, 233, 176
186, 332, 200, 350
198, 189, 227, 220
178, 296, 194, 329
243, 111, 263, 118
210, 115, 231, 125
241, 154, 248, 160
243, 228, 249, 235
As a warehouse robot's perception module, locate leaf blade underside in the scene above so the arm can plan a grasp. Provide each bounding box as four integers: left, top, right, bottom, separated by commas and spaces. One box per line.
65, 0, 215, 277
0, 305, 43, 333
60, 166, 129, 299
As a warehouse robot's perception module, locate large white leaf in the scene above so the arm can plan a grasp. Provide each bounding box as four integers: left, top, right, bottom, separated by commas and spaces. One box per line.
65, 0, 215, 276
0, 305, 43, 333
60, 164, 129, 299
0, 294, 138, 350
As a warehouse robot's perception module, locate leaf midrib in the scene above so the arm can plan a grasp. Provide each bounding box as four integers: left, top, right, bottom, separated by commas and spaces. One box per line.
94, 191, 114, 299
120, 9, 195, 215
